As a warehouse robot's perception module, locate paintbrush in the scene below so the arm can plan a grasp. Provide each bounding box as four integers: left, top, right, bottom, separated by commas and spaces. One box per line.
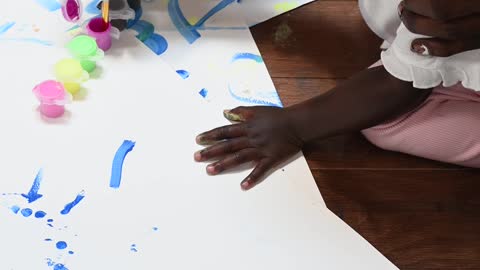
102, 0, 110, 24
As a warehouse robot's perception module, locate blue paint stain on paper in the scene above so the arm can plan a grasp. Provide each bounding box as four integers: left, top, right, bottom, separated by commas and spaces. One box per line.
48, 218, 54, 222
232, 53, 263, 63
35, 0, 62, 11
130, 244, 138, 252
110, 140, 136, 189
21, 208, 33, 217
129, 19, 168, 55
10, 205, 20, 214
68, 251, 74, 255
60, 190, 85, 215
35, 211, 47, 218
22, 169, 44, 203
176, 70, 190, 79
0, 22, 16, 35
53, 263, 68, 270
153, 227, 159, 231
199, 88, 209, 98
56, 241, 68, 250
45, 238, 53, 242
144, 33, 168, 55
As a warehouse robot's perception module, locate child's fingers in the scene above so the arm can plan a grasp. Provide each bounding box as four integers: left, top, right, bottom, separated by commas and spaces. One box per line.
240, 160, 274, 191
196, 124, 247, 145
206, 149, 260, 175
194, 138, 251, 161
412, 37, 480, 57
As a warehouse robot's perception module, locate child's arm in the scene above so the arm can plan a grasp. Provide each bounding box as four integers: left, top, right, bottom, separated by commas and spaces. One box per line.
195, 66, 432, 190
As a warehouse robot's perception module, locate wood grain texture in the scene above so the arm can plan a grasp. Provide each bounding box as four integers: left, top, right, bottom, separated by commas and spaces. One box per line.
251, 0, 480, 269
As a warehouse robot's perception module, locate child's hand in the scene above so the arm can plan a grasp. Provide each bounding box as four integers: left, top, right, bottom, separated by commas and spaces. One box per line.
194, 107, 304, 191
399, 0, 480, 57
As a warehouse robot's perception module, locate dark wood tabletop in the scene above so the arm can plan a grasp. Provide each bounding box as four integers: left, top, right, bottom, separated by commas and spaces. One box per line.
251, 1, 480, 269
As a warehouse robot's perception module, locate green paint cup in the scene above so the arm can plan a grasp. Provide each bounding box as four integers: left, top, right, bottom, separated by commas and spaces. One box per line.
67, 35, 104, 73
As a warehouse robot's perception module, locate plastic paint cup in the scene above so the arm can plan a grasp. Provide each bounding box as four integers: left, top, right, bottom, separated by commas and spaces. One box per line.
86, 17, 112, 51
67, 35, 104, 73
33, 80, 71, 118
61, 0, 82, 22
54, 59, 89, 95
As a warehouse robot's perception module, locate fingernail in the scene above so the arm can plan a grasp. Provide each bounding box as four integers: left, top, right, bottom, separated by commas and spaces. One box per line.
206, 165, 216, 175
194, 151, 202, 161
196, 135, 213, 145
241, 179, 251, 190
223, 110, 244, 122
412, 44, 427, 55
398, 2, 405, 17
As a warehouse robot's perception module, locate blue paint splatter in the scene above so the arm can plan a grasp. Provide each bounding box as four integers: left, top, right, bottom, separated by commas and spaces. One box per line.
54, 263, 69, 270
21, 169, 44, 203
0, 22, 16, 35
35, 0, 62, 11
10, 205, 20, 214
48, 218, 54, 222
199, 88, 209, 98
231, 53, 263, 63
35, 211, 47, 218
143, 33, 168, 55
176, 70, 190, 79
21, 208, 33, 217
153, 227, 159, 231
68, 251, 74, 255
130, 244, 138, 252
86, 0, 102, 14
168, 0, 236, 44
56, 241, 68, 250
47, 224, 54, 227
60, 190, 85, 215
45, 238, 53, 242
110, 140, 136, 189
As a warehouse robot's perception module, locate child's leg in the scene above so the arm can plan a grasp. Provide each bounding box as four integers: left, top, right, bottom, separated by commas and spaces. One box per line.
362, 83, 480, 168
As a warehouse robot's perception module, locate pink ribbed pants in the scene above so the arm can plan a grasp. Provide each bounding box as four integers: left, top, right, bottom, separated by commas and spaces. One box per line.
362, 64, 480, 168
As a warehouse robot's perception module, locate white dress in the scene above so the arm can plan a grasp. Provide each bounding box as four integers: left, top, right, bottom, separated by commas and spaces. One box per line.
358, 0, 480, 91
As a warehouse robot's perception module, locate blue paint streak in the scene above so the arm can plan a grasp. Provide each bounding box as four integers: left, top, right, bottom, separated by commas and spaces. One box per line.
68, 251, 74, 255
21, 169, 44, 203
35, 211, 47, 218
199, 88, 209, 98
127, 7, 143, 29
194, 0, 236, 27
60, 191, 85, 215
176, 70, 190, 79
0, 22, 15, 35
45, 238, 53, 241
10, 205, 20, 214
48, 224, 54, 227
231, 53, 263, 63
228, 85, 283, 107
130, 244, 138, 252
48, 218, 54, 222
110, 140, 136, 189
56, 241, 68, 250
35, 0, 62, 11
143, 33, 168, 55
21, 208, 33, 217
86, 0, 102, 14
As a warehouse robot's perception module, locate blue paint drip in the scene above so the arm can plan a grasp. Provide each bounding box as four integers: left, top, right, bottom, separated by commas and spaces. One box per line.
35, 211, 47, 218
60, 191, 85, 215
176, 70, 190, 79
86, 0, 102, 14
110, 140, 136, 189
56, 241, 68, 250
10, 205, 20, 214
231, 53, 264, 63
35, 0, 62, 11
199, 88, 209, 98
0, 22, 16, 35
21, 208, 33, 217
21, 169, 44, 203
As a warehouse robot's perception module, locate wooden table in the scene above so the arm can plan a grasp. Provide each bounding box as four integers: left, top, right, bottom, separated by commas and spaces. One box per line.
251, 1, 480, 269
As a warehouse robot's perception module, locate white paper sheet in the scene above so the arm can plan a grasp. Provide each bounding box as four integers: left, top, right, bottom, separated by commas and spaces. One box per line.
0, 1, 397, 269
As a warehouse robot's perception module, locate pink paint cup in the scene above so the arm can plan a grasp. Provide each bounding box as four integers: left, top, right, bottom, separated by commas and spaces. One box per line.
86, 17, 112, 51
33, 80, 71, 118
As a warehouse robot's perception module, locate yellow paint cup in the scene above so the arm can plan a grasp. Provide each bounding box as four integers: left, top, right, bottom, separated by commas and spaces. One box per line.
54, 59, 89, 95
